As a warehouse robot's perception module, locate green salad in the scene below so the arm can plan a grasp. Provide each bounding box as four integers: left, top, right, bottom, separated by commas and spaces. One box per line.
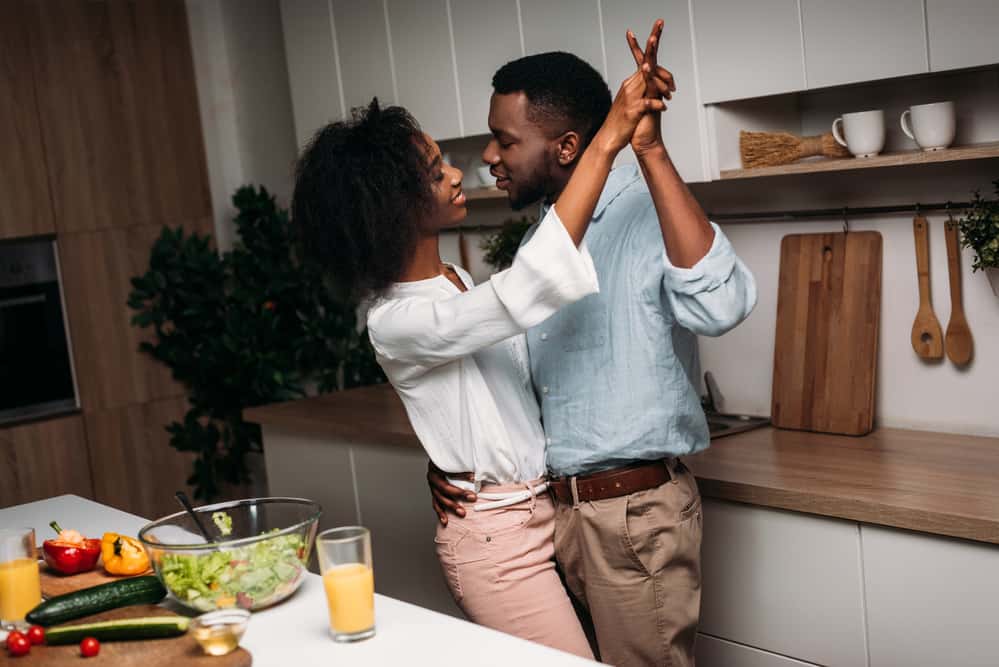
159, 519, 307, 612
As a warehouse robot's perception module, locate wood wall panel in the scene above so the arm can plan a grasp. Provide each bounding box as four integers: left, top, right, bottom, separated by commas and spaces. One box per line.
0, 415, 93, 507
58, 221, 214, 413
84, 396, 195, 519
28, 0, 212, 234
0, 1, 55, 240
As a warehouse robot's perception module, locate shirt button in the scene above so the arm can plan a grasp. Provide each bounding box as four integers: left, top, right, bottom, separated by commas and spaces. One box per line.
546, 437, 552, 445
540, 333, 548, 341
542, 386, 549, 395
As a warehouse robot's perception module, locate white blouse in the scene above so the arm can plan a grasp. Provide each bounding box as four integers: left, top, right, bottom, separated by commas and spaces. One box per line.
366, 207, 599, 484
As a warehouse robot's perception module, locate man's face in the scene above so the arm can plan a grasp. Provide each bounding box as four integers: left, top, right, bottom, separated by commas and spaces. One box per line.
482, 92, 557, 211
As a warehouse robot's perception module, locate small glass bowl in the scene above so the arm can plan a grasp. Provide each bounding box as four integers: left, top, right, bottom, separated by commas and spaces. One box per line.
190, 608, 250, 656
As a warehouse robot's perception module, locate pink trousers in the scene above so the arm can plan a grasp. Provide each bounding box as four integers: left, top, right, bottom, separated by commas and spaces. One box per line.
433, 480, 593, 660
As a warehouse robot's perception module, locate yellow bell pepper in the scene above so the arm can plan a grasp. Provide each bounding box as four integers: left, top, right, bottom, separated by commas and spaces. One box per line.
101, 532, 150, 575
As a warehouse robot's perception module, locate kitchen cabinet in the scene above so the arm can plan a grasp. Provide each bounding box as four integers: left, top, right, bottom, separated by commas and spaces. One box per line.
0, 415, 93, 507
330, 0, 396, 116
696, 634, 821, 667
450, 0, 523, 137
692, 0, 804, 103
280, 0, 343, 148
0, 1, 55, 241
601, 0, 706, 182
84, 396, 196, 520
29, 0, 211, 233
700, 499, 868, 667
58, 223, 202, 413
926, 0, 999, 72
385, 0, 462, 140
520, 0, 605, 76
800, 0, 926, 90
862, 524, 999, 667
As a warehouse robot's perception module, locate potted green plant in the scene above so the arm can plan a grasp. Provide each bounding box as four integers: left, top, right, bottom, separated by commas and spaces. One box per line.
480, 215, 535, 270
129, 186, 384, 501
958, 179, 999, 296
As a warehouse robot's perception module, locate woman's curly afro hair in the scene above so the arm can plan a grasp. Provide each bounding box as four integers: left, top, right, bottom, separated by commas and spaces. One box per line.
293, 99, 434, 299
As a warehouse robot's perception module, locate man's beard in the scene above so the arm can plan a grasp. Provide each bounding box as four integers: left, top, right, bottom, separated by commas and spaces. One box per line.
508, 161, 553, 211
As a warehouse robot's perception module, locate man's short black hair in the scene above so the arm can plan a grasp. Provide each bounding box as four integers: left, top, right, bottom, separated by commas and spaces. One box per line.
492, 51, 611, 148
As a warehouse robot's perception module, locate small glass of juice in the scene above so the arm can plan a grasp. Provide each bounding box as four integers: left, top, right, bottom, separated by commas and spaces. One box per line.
317, 526, 374, 642
0, 528, 41, 630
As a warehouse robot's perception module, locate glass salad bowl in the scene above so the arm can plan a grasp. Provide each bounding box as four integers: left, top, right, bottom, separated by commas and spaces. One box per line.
137, 497, 321, 613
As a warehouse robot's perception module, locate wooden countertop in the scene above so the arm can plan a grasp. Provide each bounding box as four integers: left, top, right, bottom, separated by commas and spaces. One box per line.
245, 384, 999, 545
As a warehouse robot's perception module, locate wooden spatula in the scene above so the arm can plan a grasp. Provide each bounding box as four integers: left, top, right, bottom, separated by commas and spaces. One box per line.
911, 215, 944, 360
944, 218, 973, 365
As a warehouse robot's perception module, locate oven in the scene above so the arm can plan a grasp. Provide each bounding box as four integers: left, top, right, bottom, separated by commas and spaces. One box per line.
0, 237, 79, 424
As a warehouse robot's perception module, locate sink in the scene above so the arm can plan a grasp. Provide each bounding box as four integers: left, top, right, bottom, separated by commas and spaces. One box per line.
706, 413, 770, 439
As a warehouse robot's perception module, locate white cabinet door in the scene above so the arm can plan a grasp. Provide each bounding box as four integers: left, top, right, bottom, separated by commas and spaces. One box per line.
280, 0, 343, 148
385, 0, 461, 140
331, 0, 395, 115
692, 0, 804, 103
450, 0, 524, 137
800, 0, 926, 89
519, 0, 605, 76
862, 525, 999, 667
697, 634, 821, 667
601, 0, 706, 182
926, 0, 999, 72
700, 499, 868, 667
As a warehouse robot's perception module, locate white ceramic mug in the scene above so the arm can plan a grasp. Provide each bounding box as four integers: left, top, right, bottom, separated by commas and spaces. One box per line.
901, 101, 955, 151
831, 110, 886, 158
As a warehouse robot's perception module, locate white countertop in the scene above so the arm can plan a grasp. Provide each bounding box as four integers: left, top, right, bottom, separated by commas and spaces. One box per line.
1, 495, 596, 666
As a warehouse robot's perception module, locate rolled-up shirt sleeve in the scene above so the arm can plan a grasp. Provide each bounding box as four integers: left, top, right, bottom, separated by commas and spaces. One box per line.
661, 222, 757, 336
368, 206, 599, 370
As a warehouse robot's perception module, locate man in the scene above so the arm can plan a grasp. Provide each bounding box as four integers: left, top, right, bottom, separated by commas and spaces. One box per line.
430, 22, 756, 667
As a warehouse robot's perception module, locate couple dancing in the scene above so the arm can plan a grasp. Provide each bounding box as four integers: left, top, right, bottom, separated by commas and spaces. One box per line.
294, 21, 756, 667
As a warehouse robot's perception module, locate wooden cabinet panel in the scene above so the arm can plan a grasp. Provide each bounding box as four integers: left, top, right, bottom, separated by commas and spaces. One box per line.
84, 396, 195, 519
280, 0, 344, 148
331, 0, 396, 114
700, 499, 868, 667
520, 0, 605, 75
801, 0, 926, 89
693, 0, 804, 103
58, 222, 210, 412
697, 634, 821, 667
926, 0, 999, 72
385, 0, 462, 141
862, 525, 999, 667
28, 0, 211, 233
601, 0, 706, 182
450, 0, 523, 138
0, 1, 55, 240
0, 415, 93, 507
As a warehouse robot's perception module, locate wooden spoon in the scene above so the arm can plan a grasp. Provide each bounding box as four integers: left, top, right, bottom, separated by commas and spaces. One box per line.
944, 218, 973, 365
911, 215, 944, 360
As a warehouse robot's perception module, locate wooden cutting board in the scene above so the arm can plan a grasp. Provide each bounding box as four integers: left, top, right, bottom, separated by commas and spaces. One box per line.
771, 231, 882, 436
15, 605, 251, 666
38, 559, 152, 598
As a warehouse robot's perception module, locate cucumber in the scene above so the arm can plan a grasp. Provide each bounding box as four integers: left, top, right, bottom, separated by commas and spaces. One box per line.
45, 616, 189, 645
26, 576, 167, 627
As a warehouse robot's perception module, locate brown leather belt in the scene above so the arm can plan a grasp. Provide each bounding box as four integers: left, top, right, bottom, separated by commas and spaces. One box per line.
548, 458, 676, 504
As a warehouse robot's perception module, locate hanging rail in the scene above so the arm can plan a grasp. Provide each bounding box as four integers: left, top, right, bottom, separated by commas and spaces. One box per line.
707, 200, 973, 224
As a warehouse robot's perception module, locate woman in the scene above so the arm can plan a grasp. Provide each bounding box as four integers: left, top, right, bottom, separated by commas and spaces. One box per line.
293, 71, 662, 657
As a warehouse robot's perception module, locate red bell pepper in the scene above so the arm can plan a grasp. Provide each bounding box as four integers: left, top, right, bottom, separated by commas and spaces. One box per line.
42, 521, 101, 575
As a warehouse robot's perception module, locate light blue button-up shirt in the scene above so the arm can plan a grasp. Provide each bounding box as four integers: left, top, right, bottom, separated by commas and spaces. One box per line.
526, 164, 757, 477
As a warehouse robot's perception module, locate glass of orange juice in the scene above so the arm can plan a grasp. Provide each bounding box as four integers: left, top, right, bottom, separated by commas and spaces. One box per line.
0, 528, 41, 630
316, 526, 374, 642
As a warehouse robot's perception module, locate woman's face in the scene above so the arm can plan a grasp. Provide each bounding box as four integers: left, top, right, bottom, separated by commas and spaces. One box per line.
422, 134, 467, 231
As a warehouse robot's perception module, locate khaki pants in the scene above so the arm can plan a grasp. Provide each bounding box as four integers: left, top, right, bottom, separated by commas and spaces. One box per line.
553, 459, 703, 667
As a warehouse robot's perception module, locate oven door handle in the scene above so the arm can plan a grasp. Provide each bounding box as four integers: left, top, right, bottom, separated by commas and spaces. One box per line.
0, 294, 46, 309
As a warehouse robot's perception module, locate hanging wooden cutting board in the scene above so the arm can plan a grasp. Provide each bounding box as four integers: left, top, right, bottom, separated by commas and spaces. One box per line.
771, 231, 882, 436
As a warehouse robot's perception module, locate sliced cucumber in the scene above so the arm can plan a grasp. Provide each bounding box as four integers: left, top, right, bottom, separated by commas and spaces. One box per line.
45, 616, 189, 645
